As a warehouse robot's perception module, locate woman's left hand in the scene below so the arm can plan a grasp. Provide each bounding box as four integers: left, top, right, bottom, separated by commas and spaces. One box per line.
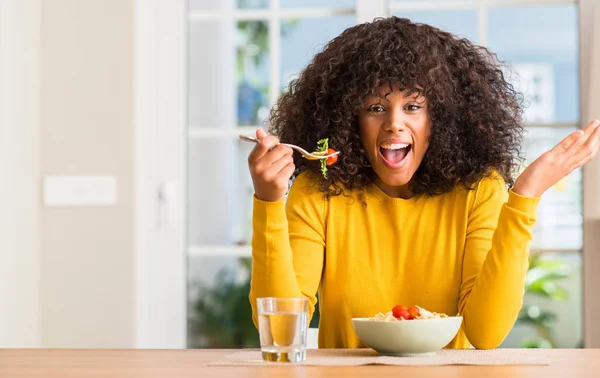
513, 119, 600, 198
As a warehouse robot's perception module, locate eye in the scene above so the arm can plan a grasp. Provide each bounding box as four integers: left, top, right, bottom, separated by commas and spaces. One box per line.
406, 104, 422, 111
368, 104, 386, 113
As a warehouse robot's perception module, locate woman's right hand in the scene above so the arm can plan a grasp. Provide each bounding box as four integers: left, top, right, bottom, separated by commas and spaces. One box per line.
248, 128, 295, 202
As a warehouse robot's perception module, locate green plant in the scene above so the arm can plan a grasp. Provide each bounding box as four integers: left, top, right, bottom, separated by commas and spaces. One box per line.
189, 258, 260, 348
190, 257, 321, 348
517, 254, 572, 348
235, 5, 298, 125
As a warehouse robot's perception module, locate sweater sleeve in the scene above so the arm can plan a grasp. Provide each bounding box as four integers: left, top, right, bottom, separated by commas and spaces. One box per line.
458, 175, 540, 349
249, 173, 326, 328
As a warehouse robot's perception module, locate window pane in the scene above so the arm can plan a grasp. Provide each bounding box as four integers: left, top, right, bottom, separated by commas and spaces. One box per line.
502, 252, 582, 348
236, 21, 271, 125
238, 0, 269, 9
188, 255, 258, 348
281, 0, 354, 8
280, 16, 356, 89
189, 0, 268, 10
391, 0, 479, 5
189, 20, 270, 128
392, 10, 478, 44
521, 127, 582, 250
188, 0, 227, 11
487, 5, 579, 124
188, 138, 254, 247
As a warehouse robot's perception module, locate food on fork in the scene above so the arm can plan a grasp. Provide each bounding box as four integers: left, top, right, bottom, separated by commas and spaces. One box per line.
312, 138, 338, 178
371, 304, 448, 321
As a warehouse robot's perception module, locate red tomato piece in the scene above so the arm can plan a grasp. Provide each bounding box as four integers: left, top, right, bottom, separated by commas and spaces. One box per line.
392, 304, 410, 320
408, 306, 420, 319
326, 148, 338, 166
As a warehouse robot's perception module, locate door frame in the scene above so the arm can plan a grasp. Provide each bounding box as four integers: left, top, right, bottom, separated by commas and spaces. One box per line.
579, 0, 600, 348
134, 0, 187, 348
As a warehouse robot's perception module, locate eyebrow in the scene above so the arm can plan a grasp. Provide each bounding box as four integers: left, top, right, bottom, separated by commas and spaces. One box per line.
370, 90, 425, 102
371, 82, 424, 100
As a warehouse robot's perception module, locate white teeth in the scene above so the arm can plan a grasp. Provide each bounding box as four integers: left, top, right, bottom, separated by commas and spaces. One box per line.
381, 143, 409, 150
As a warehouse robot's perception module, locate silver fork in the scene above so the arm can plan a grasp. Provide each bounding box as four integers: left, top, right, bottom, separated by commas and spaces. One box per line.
239, 135, 340, 161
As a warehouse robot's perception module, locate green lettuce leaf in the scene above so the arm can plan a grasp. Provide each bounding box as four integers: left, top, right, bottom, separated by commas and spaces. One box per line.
316, 138, 329, 178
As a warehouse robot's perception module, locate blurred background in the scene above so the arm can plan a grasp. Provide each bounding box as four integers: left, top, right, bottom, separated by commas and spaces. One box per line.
1, 0, 600, 350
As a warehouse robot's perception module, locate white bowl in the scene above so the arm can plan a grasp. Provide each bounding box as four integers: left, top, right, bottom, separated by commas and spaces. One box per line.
351, 316, 463, 356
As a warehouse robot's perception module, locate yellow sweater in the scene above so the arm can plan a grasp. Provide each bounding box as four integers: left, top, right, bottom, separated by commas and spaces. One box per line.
249, 171, 539, 349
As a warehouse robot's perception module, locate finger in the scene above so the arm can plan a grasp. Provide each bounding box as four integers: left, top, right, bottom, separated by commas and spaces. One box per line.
249, 145, 292, 177
271, 153, 294, 174
256, 128, 279, 148
256, 128, 268, 139
256, 144, 294, 167
278, 161, 296, 181
248, 134, 281, 164
568, 119, 600, 150
565, 122, 600, 169
258, 135, 281, 150
269, 162, 296, 195
563, 128, 590, 156
556, 120, 600, 152
557, 130, 584, 152
261, 155, 294, 184
582, 119, 600, 136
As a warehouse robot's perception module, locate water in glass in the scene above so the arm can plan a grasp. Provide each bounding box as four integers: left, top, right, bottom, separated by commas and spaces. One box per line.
257, 298, 308, 362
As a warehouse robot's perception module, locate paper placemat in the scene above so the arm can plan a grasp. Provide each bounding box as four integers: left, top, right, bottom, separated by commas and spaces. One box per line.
209, 348, 549, 366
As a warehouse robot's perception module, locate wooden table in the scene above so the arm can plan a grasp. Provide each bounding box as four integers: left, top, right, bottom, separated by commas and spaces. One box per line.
0, 348, 598, 377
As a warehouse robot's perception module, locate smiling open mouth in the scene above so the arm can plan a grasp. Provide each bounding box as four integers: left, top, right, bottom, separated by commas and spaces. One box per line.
380, 143, 411, 165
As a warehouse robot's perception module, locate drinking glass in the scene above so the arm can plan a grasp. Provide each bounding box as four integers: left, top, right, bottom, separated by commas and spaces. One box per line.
256, 297, 309, 362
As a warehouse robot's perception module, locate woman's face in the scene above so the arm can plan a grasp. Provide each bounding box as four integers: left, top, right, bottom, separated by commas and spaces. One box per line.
358, 83, 432, 198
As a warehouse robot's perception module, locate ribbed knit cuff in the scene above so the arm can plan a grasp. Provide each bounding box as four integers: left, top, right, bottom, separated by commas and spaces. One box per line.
507, 189, 540, 216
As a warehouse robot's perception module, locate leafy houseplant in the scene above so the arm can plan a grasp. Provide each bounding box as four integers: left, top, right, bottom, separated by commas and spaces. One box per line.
189, 258, 260, 348
516, 254, 572, 348
190, 257, 320, 348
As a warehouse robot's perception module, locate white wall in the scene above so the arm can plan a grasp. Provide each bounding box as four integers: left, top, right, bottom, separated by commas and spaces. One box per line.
1, 0, 183, 349
580, 0, 600, 348
0, 0, 42, 348
39, 0, 135, 347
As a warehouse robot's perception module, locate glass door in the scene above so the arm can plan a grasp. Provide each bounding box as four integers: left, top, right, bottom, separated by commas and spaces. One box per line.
186, 0, 360, 348
185, 0, 584, 349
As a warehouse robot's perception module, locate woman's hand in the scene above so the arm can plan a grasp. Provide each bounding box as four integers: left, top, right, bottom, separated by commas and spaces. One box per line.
513, 119, 600, 198
247, 128, 295, 202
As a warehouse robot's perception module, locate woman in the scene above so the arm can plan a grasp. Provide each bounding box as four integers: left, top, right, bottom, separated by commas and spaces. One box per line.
246, 16, 600, 349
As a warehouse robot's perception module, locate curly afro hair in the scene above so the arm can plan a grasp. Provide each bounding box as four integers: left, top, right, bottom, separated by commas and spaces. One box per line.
269, 16, 524, 198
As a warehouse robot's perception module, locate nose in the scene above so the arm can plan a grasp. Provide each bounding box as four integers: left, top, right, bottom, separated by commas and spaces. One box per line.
383, 105, 407, 133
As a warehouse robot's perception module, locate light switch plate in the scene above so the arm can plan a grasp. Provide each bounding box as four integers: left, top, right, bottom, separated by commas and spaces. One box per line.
43, 176, 117, 206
